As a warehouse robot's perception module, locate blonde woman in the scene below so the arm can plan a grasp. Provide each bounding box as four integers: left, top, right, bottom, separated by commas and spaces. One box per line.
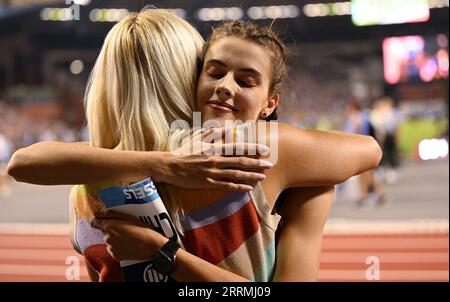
8, 11, 381, 281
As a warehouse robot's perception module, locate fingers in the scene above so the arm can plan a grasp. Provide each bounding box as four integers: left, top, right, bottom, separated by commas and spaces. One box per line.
206, 177, 254, 192
91, 212, 130, 232
182, 127, 270, 157
208, 168, 266, 184
200, 127, 220, 142
215, 157, 273, 170
91, 217, 107, 231
200, 126, 233, 142
181, 128, 225, 156
96, 210, 135, 221
191, 128, 213, 142
204, 143, 270, 156
200, 156, 273, 191
191, 127, 225, 142
103, 235, 122, 261
106, 245, 116, 259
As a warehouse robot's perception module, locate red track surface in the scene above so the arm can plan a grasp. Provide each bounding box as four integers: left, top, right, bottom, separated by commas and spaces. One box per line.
0, 232, 448, 282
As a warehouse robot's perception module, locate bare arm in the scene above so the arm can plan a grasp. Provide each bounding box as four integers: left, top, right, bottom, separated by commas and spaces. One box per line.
6, 140, 270, 191
7, 141, 160, 185
272, 186, 334, 281
92, 185, 334, 282
173, 249, 249, 281
8, 123, 381, 190
91, 214, 250, 281
272, 123, 382, 189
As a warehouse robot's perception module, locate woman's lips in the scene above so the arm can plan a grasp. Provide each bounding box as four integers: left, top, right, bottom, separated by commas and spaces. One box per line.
206, 101, 236, 113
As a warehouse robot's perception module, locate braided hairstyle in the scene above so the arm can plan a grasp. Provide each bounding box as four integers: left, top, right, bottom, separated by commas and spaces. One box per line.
201, 21, 288, 121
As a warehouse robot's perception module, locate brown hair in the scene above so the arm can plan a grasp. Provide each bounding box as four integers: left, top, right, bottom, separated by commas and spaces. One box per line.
201, 20, 288, 121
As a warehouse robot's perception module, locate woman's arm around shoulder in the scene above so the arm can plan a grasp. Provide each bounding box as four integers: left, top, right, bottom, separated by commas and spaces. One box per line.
6, 141, 164, 185
270, 122, 382, 189
6, 139, 270, 191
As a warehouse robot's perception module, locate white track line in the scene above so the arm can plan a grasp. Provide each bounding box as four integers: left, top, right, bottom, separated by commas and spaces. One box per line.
318, 269, 449, 281
0, 219, 448, 235
319, 252, 449, 263
0, 264, 89, 277
324, 219, 449, 234
0, 223, 69, 235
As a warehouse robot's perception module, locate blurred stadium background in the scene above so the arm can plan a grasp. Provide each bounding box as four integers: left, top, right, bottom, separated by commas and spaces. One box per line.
0, 0, 448, 282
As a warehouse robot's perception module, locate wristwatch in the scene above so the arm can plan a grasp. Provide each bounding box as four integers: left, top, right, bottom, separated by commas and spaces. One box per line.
151, 239, 180, 275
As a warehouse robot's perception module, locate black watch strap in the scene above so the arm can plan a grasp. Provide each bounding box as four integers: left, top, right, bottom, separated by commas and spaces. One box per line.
160, 239, 180, 257
151, 239, 180, 275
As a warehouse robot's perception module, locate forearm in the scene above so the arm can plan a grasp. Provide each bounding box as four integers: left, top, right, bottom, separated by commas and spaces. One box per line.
273, 186, 334, 281
172, 249, 249, 282
94, 214, 251, 282
273, 235, 322, 282
7, 141, 169, 185
278, 123, 382, 187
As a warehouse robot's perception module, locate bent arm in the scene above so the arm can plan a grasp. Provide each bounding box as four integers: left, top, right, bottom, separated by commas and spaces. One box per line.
274, 123, 382, 188
272, 186, 334, 281
152, 185, 336, 282
172, 249, 249, 281
95, 186, 334, 282
7, 140, 268, 191
92, 215, 250, 281
7, 141, 168, 185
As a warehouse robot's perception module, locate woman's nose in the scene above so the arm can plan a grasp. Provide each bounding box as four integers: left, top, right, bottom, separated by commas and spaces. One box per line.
216, 87, 232, 99
215, 74, 235, 100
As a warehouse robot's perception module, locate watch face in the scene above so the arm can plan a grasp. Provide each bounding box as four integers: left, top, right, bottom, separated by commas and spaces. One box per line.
151, 240, 180, 275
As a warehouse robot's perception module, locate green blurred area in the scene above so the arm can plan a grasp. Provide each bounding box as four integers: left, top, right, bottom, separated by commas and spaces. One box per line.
398, 118, 449, 158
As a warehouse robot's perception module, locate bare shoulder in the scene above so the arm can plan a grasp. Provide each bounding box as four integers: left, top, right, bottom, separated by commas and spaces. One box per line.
276, 122, 318, 140
237, 121, 312, 148
261, 122, 324, 193
264, 122, 314, 165
258, 122, 310, 203
265, 122, 316, 148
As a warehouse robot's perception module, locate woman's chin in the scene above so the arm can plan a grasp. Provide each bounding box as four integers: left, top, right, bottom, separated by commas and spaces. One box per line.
202, 111, 236, 125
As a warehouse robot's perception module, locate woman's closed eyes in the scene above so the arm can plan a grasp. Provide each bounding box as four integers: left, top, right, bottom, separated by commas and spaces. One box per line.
206, 70, 258, 88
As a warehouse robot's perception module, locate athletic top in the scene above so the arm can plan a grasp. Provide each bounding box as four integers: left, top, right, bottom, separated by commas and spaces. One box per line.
69, 182, 281, 282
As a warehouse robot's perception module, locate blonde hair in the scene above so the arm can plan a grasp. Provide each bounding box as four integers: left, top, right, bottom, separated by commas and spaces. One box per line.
84, 9, 204, 233
85, 9, 203, 151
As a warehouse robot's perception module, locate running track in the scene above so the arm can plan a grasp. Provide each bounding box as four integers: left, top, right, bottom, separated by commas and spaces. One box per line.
0, 231, 448, 282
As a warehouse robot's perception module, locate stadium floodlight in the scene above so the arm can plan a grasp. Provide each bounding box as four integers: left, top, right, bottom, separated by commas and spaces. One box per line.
70, 60, 84, 75
40, 7, 77, 21
73, 0, 91, 6
196, 7, 243, 21
351, 0, 430, 26
247, 5, 300, 20
303, 3, 330, 17
331, 2, 352, 15
247, 6, 264, 20
89, 8, 129, 22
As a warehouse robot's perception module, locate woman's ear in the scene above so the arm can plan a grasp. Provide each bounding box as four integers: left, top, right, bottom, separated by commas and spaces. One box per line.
265, 93, 280, 116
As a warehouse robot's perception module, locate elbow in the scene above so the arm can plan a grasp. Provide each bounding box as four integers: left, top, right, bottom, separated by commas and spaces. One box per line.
6, 149, 30, 183
358, 136, 382, 174
334, 137, 383, 185
369, 136, 383, 169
